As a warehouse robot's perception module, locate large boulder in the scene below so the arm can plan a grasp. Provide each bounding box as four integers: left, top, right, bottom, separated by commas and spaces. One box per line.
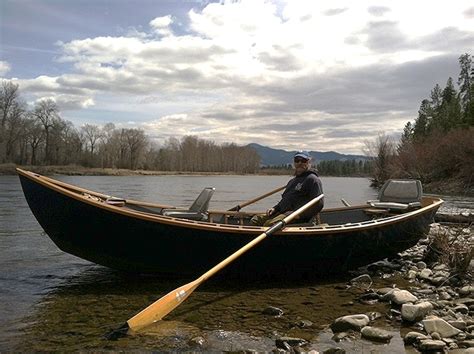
330, 314, 370, 332
401, 302, 433, 322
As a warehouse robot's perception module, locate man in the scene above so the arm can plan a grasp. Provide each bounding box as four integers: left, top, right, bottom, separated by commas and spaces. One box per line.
251, 150, 324, 226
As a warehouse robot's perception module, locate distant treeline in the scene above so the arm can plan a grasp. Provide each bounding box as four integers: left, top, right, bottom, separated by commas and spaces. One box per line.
0, 81, 260, 173
317, 160, 372, 176
368, 53, 474, 190
260, 159, 372, 177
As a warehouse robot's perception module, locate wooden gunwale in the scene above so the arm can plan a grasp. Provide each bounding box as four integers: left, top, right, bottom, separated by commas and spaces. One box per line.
16, 168, 443, 236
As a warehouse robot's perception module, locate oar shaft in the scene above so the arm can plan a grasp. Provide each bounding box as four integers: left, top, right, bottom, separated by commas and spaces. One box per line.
122, 193, 324, 333
201, 194, 324, 281
228, 185, 285, 211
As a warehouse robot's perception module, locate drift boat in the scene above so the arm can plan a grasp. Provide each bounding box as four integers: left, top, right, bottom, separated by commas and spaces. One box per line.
17, 168, 443, 277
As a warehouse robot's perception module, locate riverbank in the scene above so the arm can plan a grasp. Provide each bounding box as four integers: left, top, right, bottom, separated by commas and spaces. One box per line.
3, 163, 472, 196
266, 222, 473, 353
0, 163, 251, 176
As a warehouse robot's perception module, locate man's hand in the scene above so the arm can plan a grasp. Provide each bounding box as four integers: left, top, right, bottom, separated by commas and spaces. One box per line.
266, 207, 275, 216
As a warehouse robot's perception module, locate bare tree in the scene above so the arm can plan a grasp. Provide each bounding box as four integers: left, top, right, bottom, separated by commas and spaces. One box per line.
33, 99, 60, 164
25, 117, 44, 165
81, 124, 103, 165
123, 128, 148, 170
99, 122, 116, 167
364, 133, 397, 187
0, 80, 20, 129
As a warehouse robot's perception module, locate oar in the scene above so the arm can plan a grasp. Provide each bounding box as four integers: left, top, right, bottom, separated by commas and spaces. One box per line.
341, 198, 351, 207
228, 185, 285, 211
107, 194, 324, 339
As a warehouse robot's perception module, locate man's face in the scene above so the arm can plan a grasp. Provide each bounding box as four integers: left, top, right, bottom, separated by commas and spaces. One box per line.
293, 157, 309, 175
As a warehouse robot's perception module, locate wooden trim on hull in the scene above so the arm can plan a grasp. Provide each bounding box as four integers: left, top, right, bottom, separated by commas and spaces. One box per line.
16, 168, 443, 235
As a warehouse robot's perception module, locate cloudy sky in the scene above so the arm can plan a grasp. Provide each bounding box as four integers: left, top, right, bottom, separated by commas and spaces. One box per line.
1, 0, 473, 154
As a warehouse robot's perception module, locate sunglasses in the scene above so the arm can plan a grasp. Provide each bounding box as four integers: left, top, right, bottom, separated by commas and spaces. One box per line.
294, 157, 308, 163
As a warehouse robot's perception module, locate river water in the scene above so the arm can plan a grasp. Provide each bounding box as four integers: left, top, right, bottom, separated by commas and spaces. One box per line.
0, 174, 472, 351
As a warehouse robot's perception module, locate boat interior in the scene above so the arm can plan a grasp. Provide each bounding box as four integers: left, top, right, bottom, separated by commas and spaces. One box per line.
30, 170, 431, 228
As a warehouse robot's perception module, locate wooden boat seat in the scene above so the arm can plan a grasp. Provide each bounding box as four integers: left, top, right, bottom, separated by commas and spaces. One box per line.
368, 179, 422, 211
162, 187, 215, 221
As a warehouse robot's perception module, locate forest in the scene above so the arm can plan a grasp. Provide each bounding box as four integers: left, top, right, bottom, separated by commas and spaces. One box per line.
0, 84, 260, 173
368, 53, 474, 192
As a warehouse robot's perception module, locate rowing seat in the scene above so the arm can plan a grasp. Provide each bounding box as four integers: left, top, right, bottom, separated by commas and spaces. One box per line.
162, 187, 215, 221
368, 179, 422, 211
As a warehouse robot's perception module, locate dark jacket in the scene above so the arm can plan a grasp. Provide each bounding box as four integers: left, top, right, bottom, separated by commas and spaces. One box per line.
272, 169, 324, 222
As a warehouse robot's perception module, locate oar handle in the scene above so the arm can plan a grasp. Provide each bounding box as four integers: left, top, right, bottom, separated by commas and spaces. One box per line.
201, 194, 324, 281
228, 185, 286, 211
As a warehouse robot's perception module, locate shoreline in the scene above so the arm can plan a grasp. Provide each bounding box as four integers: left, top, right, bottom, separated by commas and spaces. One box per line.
2, 163, 472, 196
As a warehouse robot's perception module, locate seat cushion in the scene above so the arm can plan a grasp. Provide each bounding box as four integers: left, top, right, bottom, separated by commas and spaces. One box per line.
369, 201, 421, 210
162, 209, 207, 221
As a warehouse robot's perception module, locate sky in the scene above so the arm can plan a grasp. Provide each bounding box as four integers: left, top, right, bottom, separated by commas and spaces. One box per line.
1, 0, 473, 154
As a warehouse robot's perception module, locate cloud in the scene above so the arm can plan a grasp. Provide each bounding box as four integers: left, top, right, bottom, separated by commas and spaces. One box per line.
0, 61, 11, 76
463, 7, 474, 18
367, 6, 390, 17
323, 8, 347, 16
150, 15, 174, 36
6, 0, 474, 153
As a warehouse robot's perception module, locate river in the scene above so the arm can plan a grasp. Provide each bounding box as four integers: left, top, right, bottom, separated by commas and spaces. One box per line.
0, 174, 472, 351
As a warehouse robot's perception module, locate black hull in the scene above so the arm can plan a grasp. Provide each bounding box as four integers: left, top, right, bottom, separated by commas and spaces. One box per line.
18, 172, 441, 277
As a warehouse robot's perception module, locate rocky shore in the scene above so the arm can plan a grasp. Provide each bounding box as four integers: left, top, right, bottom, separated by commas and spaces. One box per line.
265, 222, 473, 353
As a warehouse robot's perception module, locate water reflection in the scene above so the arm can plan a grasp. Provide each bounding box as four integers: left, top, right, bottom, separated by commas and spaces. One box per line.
12, 263, 414, 351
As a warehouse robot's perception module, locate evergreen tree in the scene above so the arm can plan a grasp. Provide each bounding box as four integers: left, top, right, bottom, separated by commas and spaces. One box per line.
427, 84, 442, 130
458, 53, 473, 125
413, 99, 431, 139
435, 78, 461, 131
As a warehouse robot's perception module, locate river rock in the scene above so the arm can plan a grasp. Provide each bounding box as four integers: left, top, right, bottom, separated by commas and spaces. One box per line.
401, 301, 433, 322
407, 270, 417, 280
458, 340, 474, 348
449, 320, 467, 331
416, 261, 427, 270
459, 286, 474, 296
419, 268, 433, 280
365, 311, 383, 321
454, 304, 470, 314
330, 314, 370, 332
390, 290, 418, 305
360, 326, 393, 342
455, 298, 474, 307
188, 336, 206, 347
418, 339, 447, 351
263, 306, 284, 317
295, 319, 313, 328
275, 337, 307, 349
323, 347, 346, 354
350, 274, 372, 289
332, 332, 351, 342
423, 316, 462, 338
438, 291, 452, 300
433, 264, 450, 272
404, 331, 429, 345
431, 276, 448, 286
377, 287, 397, 296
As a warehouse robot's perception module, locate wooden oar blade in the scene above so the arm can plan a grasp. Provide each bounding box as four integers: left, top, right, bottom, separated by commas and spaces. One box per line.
127, 278, 201, 331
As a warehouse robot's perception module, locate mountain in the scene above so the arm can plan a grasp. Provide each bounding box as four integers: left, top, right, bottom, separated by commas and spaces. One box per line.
247, 143, 367, 166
